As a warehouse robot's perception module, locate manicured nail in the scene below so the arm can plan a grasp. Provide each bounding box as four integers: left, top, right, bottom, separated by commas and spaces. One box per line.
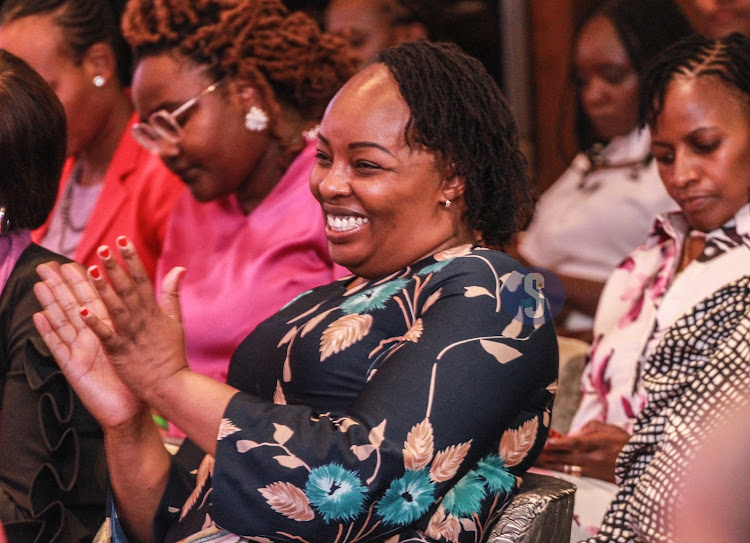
88, 265, 101, 280
98, 246, 111, 259
80, 307, 89, 318
116, 236, 128, 248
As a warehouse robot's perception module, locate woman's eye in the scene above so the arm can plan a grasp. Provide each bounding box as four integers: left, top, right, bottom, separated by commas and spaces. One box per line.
692, 140, 720, 154
600, 67, 630, 85
315, 150, 332, 165
652, 151, 674, 165
355, 161, 381, 171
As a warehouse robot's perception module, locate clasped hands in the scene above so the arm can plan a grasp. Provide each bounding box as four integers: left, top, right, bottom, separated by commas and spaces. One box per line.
32, 236, 187, 431
536, 420, 631, 483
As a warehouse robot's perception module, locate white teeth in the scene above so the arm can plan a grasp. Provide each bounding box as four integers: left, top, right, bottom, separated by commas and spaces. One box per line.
327, 215, 368, 232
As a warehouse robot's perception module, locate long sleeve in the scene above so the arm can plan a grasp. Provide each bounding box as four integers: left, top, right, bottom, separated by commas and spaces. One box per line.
156, 247, 557, 542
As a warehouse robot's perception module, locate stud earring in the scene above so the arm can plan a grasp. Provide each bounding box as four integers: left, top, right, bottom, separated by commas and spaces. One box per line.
444, 199, 452, 209
244, 106, 269, 132
0, 206, 10, 235
93, 75, 106, 87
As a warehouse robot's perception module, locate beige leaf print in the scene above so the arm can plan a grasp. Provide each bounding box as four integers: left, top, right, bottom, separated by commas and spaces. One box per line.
430, 440, 472, 483
350, 444, 375, 461
501, 318, 524, 339
543, 409, 551, 428
546, 381, 558, 395
217, 419, 241, 440
499, 418, 539, 467
403, 318, 424, 342
464, 286, 495, 298
336, 417, 359, 432
277, 325, 298, 348
425, 506, 461, 543
480, 339, 523, 364
258, 481, 315, 521
421, 288, 442, 313
319, 314, 373, 361
274, 381, 287, 405
459, 518, 477, 532
237, 439, 260, 453
273, 423, 293, 445
300, 308, 335, 337
180, 454, 214, 520
403, 419, 434, 470
273, 455, 307, 470
369, 419, 387, 448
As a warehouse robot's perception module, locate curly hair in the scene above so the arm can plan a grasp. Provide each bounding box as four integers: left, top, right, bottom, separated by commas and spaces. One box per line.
0, 0, 133, 86
0, 49, 66, 230
640, 32, 750, 128
123, 0, 356, 131
565, 0, 693, 153
378, 40, 534, 248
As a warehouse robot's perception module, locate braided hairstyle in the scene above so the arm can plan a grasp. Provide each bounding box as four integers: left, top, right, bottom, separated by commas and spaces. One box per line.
378, 40, 534, 248
123, 0, 356, 153
641, 32, 750, 128
0, 0, 133, 86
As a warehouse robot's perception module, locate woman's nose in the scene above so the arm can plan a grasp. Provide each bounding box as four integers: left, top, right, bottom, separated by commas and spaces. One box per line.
316, 168, 352, 199
672, 150, 699, 188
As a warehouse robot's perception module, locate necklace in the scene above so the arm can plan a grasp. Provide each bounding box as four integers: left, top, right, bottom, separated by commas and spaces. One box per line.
58, 161, 90, 255
575, 143, 653, 193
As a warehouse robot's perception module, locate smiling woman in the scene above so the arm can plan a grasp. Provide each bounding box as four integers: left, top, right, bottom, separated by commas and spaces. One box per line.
32, 40, 558, 542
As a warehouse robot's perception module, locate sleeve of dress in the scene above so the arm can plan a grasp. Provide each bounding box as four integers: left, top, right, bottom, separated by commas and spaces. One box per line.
213, 251, 558, 541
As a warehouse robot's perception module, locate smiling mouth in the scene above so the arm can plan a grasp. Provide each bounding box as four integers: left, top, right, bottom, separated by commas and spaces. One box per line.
326, 214, 369, 232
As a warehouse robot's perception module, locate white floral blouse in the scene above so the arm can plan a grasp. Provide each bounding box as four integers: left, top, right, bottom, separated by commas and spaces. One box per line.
141, 246, 558, 543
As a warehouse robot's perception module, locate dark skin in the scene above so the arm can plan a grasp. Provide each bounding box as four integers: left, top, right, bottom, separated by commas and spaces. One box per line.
536, 422, 630, 482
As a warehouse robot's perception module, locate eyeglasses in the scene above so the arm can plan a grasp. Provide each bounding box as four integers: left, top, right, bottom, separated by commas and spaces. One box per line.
131, 80, 222, 154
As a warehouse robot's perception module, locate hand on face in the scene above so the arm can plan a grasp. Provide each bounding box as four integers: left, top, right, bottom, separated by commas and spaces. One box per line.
536, 420, 630, 482
33, 237, 189, 427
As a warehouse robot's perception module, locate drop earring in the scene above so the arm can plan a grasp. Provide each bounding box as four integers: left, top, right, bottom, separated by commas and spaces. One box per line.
444, 199, 452, 209
244, 106, 269, 132
0, 206, 10, 235
93, 75, 106, 87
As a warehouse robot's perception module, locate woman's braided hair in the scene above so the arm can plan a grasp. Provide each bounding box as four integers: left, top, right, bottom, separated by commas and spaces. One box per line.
641, 32, 750, 128
378, 40, 534, 248
123, 0, 356, 154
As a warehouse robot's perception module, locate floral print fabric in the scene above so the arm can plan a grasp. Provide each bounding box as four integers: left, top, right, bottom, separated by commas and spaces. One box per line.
570, 204, 750, 434
155, 246, 558, 542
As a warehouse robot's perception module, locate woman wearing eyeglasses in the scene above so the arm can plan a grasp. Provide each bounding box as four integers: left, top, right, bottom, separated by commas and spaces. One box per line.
118, 0, 355, 397
0, 0, 184, 283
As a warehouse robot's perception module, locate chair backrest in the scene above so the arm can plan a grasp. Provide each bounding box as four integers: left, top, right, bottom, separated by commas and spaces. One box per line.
485, 472, 576, 543
550, 336, 590, 435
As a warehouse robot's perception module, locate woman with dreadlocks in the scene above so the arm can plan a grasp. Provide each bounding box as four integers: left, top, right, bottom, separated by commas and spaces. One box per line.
33, 39, 557, 542
119, 0, 356, 398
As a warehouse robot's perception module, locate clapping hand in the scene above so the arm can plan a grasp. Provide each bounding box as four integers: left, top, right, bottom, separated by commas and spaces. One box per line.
33, 236, 187, 429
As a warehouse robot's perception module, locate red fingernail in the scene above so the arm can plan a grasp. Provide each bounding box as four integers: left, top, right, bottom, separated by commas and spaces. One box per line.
117, 236, 128, 248
98, 246, 111, 259
88, 265, 101, 279
80, 307, 89, 317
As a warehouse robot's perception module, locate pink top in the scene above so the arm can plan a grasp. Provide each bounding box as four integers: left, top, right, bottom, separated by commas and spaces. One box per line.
0, 229, 31, 293
157, 139, 347, 386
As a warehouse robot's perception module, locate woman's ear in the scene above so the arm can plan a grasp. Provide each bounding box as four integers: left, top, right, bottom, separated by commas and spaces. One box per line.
83, 42, 117, 87
440, 165, 466, 204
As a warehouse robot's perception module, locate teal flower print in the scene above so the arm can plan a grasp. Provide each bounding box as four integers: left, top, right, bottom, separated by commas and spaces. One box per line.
304, 464, 367, 522
416, 260, 452, 276
279, 289, 312, 311
442, 470, 486, 517
341, 279, 409, 315
377, 469, 435, 526
476, 454, 517, 494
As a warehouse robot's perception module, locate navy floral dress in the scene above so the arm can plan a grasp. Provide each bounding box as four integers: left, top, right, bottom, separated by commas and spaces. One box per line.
152, 245, 558, 542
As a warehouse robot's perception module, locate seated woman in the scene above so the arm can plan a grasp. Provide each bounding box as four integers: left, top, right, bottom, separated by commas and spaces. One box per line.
0, 50, 105, 543
121, 0, 356, 390
32, 40, 558, 542
542, 33, 750, 542
517, 0, 691, 336
0, 0, 184, 282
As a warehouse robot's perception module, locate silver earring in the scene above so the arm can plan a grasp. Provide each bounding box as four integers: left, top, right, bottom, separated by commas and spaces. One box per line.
0, 206, 10, 235
444, 199, 452, 209
244, 106, 269, 132
93, 75, 106, 87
